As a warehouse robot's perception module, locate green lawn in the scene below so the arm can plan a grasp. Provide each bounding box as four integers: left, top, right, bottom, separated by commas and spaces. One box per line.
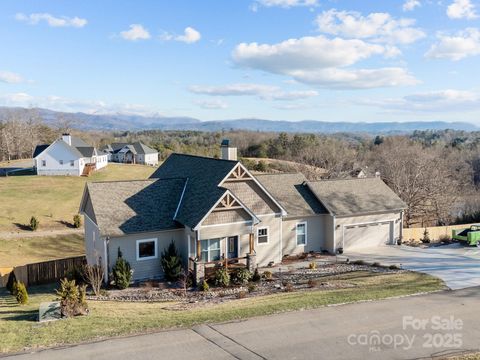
0, 234, 84, 267
0, 271, 445, 354
0, 164, 156, 232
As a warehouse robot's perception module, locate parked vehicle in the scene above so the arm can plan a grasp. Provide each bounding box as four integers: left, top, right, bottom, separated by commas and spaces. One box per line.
452, 225, 480, 246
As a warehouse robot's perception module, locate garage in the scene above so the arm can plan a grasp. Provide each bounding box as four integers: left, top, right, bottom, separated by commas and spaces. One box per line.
343, 221, 393, 250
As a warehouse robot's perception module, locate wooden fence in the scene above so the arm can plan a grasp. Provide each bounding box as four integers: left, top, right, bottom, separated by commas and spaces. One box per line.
4, 255, 86, 287
403, 223, 478, 242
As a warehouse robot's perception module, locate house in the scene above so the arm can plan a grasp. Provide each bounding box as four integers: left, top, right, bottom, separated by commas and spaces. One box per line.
33, 134, 108, 176
101, 142, 158, 166
80, 141, 406, 283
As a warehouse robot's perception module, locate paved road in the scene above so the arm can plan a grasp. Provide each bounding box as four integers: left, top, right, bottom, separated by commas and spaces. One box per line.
345, 244, 480, 290
5, 287, 480, 360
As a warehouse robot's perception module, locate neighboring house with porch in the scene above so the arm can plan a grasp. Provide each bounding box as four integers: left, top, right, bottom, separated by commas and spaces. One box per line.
80, 141, 406, 283
33, 134, 108, 176
101, 142, 158, 166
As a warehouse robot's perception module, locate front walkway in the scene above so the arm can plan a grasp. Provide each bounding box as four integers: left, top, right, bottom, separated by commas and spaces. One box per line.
343, 243, 480, 290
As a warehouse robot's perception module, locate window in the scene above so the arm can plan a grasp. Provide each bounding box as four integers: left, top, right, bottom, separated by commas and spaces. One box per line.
136, 238, 157, 261
257, 227, 269, 245
59, 160, 64, 165
296, 222, 307, 246
41, 160, 46, 167
70, 160, 75, 167
200, 238, 221, 262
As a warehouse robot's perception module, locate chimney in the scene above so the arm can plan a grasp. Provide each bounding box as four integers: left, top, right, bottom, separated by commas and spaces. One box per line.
220, 139, 237, 161
62, 133, 72, 146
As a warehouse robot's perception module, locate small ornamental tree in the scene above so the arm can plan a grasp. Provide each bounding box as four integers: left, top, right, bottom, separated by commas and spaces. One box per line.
30, 216, 39, 231
161, 241, 182, 281
6, 271, 17, 295
112, 248, 132, 289
56, 278, 88, 317
73, 214, 82, 228
14, 282, 28, 305
421, 228, 431, 244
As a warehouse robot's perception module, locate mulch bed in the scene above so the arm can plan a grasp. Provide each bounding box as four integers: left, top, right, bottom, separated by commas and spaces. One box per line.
87, 262, 402, 309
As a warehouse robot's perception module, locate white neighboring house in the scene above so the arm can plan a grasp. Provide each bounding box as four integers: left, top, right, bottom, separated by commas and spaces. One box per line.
33, 134, 108, 176
101, 142, 159, 166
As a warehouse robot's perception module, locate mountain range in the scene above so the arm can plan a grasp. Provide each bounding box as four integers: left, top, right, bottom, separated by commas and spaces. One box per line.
0, 106, 477, 133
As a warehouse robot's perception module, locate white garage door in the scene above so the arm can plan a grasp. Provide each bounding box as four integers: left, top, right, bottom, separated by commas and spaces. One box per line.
343, 221, 393, 250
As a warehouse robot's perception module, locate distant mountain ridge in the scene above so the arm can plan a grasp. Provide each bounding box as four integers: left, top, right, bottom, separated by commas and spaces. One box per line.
0, 106, 476, 133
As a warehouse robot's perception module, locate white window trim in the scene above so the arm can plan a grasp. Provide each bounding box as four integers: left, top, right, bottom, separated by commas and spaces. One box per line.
201, 238, 221, 262
296, 222, 307, 246
256, 226, 269, 246
136, 238, 158, 261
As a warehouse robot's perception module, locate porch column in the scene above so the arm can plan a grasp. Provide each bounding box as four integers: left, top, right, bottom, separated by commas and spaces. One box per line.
249, 233, 255, 254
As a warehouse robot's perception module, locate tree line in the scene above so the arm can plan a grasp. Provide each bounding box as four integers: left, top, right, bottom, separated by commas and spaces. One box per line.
1, 114, 480, 228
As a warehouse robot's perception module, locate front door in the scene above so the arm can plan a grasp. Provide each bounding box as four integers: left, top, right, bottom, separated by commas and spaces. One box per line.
227, 236, 238, 259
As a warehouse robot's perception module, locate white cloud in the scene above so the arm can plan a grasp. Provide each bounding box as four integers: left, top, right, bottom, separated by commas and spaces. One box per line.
359, 89, 480, 112
403, 0, 421, 11
0, 71, 24, 84
426, 28, 480, 60
315, 9, 425, 44
120, 24, 151, 41
161, 27, 201, 44
15, 13, 87, 28
232, 35, 418, 89
188, 83, 319, 100
194, 99, 228, 109
251, 0, 317, 11
447, 0, 478, 19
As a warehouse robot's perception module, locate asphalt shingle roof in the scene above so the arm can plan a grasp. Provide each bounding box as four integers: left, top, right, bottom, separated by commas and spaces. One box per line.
111, 142, 157, 155
256, 173, 328, 216
87, 178, 185, 236
150, 153, 238, 228
33, 144, 49, 158
76, 147, 97, 157
306, 177, 407, 216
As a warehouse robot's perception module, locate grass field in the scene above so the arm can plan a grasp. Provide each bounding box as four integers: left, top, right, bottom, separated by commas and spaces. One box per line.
0, 164, 156, 232
0, 234, 84, 267
0, 271, 445, 353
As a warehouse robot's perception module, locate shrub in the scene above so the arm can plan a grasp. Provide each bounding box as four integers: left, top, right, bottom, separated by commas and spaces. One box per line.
232, 268, 252, 285
30, 216, 39, 231
389, 264, 400, 270
284, 282, 294, 292
199, 280, 209, 292
66, 265, 84, 285
352, 260, 365, 265
161, 241, 182, 281
262, 270, 273, 280
73, 214, 82, 228
439, 234, 452, 243
247, 283, 256, 293
6, 271, 17, 295
14, 282, 28, 304
112, 248, 132, 289
83, 263, 104, 296
421, 228, 431, 244
307, 279, 317, 288
237, 290, 247, 299
371, 262, 381, 267
215, 268, 230, 287
308, 261, 317, 270
56, 278, 88, 317
251, 268, 261, 282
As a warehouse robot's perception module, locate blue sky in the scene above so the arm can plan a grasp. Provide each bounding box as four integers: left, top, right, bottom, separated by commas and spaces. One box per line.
1, 0, 480, 123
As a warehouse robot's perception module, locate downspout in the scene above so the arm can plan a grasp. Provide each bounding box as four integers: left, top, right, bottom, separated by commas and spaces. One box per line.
332, 215, 336, 253
279, 215, 283, 263
103, 236, 110, 284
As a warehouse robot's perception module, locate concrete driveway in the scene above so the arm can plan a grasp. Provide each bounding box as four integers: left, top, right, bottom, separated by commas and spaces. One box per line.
345, 243, 480, 290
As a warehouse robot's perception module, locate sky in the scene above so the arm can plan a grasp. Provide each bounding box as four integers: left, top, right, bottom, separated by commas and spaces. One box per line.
0, 0, 480, 124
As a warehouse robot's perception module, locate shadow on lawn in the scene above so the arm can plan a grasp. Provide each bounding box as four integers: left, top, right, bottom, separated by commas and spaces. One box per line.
13, 222, 32, 231
0, 285, 56, 322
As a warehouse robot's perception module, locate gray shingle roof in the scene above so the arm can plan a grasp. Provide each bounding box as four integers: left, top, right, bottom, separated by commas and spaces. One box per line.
150, 153, 238, 228
70, 136, 90, 148
111, 142, 157, 155
256, 173, 328, 216
76, 147, 97, 157
306, 178, 407, 216
86, 178, 185, 236
33, 144, 49, 158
